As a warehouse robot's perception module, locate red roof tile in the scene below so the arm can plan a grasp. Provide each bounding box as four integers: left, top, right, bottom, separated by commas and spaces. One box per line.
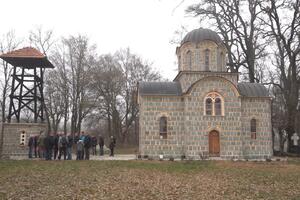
0, 47, 54, 68
0, 47, 45, 58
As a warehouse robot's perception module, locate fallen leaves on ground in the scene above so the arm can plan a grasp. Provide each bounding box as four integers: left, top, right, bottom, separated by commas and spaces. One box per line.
0, 159, 299, 200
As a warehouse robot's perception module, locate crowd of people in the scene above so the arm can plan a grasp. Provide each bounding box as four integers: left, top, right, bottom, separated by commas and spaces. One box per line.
27, 131, 116, 160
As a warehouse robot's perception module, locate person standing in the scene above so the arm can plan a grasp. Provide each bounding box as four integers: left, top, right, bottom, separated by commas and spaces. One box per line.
74, 132, 80, 144
34, 135, 38, 158
83, 132, 91, 160
28, 135, 34, 158
99, 135, 104, 156
37, 131, 46, 159
109, 136, 116, 157
76, 140, 84, 160
53, 134, 59, 160
49, 133, 55, 160
58, 134, 67, 160
80, 131, 85, 159
66, 134, 73, 160
44, 134, 52, 160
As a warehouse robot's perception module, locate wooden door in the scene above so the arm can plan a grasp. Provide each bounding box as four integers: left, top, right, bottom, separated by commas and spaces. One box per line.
209, 131, 220, 157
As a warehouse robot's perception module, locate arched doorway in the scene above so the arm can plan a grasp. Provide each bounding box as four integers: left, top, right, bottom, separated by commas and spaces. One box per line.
209, 130, 220, 157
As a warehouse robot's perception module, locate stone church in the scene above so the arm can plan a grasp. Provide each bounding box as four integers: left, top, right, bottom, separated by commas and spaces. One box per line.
138, 28, 272, 159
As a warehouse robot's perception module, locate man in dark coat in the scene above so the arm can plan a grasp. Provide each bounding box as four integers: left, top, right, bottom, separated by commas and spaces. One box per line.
74, 132, 80, 144
34, 135, 38, 158
28, 135, 34, 158
109, 136, 116, 157
53, 134, 59, 160
49, 134, 55, 160
83, 132, 91, 160
99, 135, 104, 156
44, 134, 53, 160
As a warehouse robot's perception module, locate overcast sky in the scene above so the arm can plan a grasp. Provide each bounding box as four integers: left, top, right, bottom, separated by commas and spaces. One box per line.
0, 0, 201, 79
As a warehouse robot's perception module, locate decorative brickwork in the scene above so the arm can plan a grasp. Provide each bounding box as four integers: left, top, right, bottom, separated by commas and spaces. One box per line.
175, 72, 239, 93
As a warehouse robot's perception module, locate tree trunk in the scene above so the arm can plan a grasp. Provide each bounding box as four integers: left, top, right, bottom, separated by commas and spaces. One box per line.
272, 128, 275, 154
108, 114, 111, 137
278, 129, 285, 154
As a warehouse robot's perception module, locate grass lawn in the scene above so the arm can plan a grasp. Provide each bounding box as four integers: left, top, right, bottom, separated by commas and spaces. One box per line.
0, 159, 300, 200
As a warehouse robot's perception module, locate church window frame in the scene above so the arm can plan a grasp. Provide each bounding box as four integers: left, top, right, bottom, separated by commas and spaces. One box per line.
215, 97, 222, 115
186, 50, 192, 70
250, 118, 257, 139
204, 92, 224, 116
196, 50, 200, 69
220, 52, 224, 70
205, 98, 213, 115
204, 49, 210, 70
159, 116, 168, 139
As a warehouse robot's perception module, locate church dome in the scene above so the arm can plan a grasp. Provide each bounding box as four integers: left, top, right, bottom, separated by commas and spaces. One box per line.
181, 28, 222, 45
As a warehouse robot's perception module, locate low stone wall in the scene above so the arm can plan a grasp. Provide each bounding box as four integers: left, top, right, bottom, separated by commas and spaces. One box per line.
0, 123, 47, 157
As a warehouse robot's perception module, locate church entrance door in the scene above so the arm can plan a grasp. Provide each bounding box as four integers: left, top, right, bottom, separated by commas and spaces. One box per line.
209, 130, 220, 157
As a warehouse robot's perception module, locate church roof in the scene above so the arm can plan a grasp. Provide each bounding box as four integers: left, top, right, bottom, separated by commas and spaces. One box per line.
181, 28, 222, 45
237, 82, 269, 97
138, 82, 182, 96
139, 81, 269, 97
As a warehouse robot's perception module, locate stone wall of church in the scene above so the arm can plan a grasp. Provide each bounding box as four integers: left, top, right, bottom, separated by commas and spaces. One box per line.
175, 72, 239, 94
184, 76, 243, 159
138, 77, 272, 160
241, 98, 273, 159
138, 96, 184, 158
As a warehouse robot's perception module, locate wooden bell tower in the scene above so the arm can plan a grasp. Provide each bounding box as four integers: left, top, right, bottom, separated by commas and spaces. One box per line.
0, 47, 54, 123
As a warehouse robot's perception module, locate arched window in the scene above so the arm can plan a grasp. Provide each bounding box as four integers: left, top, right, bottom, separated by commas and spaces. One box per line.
204, 92, 224, 116
186, 51, 192, 70
196, 50, 200, 69
205, 98, 212, 115
250, 118, 257, 139
205, 49, 210, 70
215, 98, 222, 115
220, 52, 224, 69
159, 116, 167, 139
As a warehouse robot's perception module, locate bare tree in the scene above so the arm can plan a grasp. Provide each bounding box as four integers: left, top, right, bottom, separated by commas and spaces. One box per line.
90, 54, 124, 139
61, 35, 96, 135
44, 70, 65, 134
89, 49, 161, 144
50, 43, 70, 134
29, 26, 54, 55
0, 30, 22, 122
187, 0, 268, 82
170, 25, 189, 45
261, 0, 300, 152
116, 48, 161, 143
28, 27, 55, 134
